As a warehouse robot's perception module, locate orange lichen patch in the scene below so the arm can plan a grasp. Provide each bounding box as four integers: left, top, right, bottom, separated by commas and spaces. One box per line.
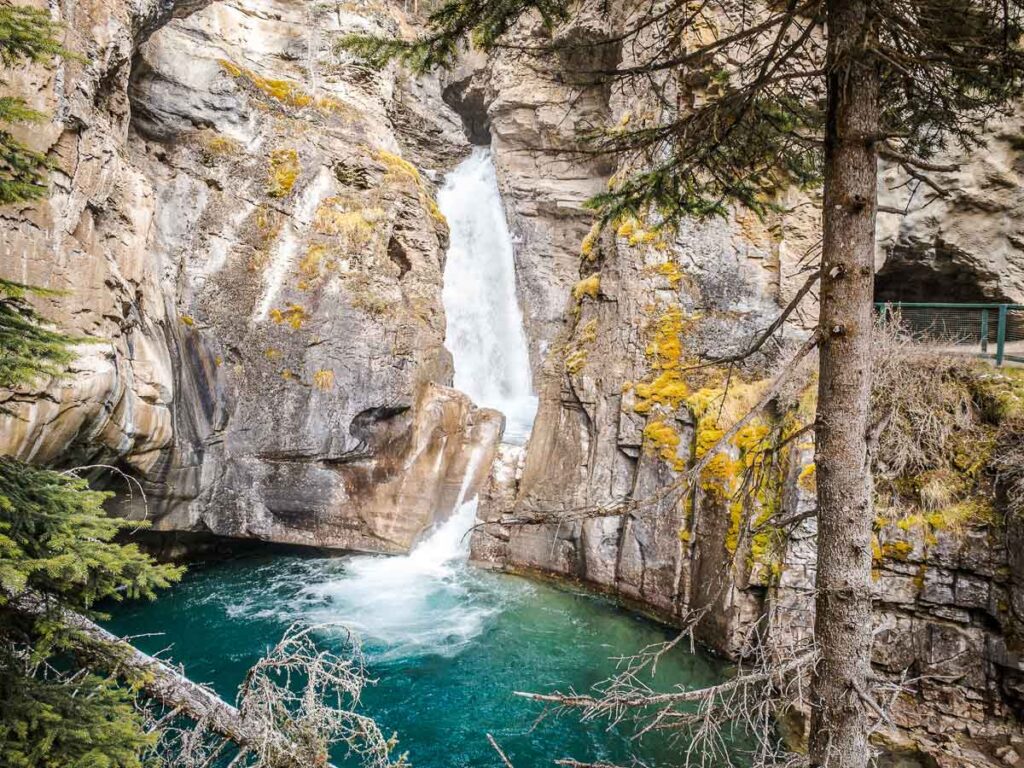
313, 369, 335, 391
572, 274, 601, 301
180, 314, 196, 327
267, 148, 300, 197
313, 199, 382, 247
281, 368, 296, 380
373, 148, 447, 225
269, 304, 308, 330
264, 347, 282, 360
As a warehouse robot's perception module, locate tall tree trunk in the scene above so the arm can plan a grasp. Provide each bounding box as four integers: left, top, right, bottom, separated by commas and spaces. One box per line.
808, 2, 880, 767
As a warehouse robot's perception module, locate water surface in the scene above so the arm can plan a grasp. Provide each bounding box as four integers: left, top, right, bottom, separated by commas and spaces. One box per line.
103, 547, 732, 767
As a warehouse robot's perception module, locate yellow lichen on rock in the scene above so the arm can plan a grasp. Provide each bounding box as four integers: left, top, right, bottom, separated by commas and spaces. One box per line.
564, 319, 598, 374
313, 198, 383, 246
572, 274, 601, 301
219, 59, 354, 117
373, 148, 447, 225
655, 261, 683, 288
269, 304, 308, 330
797, 463, 816, 491
313, 369, 335, 391
580, 221, 601, 261
195, 130, 241, 163
633, 307, 692, 413
643, 419, 684, 470
267, 148, 299, 197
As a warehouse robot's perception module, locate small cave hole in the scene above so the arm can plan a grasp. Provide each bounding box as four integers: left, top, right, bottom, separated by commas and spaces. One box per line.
442, 77, 491, 146
874, 247, 1008, 304
388, 236, 412, 279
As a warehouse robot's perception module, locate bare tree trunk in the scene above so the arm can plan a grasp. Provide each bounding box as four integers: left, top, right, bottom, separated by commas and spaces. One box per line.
808, 2, 880, 767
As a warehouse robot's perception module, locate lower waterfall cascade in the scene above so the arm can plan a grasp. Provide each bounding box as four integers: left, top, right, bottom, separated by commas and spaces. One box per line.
288, 146, 539, 657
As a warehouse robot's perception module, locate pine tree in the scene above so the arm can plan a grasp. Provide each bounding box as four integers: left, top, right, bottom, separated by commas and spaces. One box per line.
0, 4, 65, 203
342, 3, 1024, 767
0, 7, 184, 766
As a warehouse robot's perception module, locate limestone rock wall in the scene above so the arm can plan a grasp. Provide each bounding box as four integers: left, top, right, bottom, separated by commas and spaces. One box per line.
0, 0, 501, 553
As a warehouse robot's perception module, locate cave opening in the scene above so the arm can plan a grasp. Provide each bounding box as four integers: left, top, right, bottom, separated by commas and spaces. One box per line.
874, 246, 1011, 304
442, 76, 492, 146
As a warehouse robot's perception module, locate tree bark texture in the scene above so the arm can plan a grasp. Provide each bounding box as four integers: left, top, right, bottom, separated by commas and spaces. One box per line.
808, 2, 880, 767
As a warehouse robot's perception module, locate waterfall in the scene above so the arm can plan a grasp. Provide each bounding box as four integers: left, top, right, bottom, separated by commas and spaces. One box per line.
440, 147, 537, 445
296, 148, 536, 659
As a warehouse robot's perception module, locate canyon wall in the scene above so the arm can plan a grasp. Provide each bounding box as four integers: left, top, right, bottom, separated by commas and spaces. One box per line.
0, 0, 501, 553
2, 0, 1024, 763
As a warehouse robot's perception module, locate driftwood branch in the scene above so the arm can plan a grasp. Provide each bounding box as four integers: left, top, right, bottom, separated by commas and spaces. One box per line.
15, 595, 316, 768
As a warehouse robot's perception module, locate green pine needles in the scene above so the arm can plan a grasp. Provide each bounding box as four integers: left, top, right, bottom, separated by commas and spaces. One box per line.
338, 0, 569, 72
0, 279, 77, 392
0, 3, 66, 204
0, 460, 183, 768
340, 0, 1024, 227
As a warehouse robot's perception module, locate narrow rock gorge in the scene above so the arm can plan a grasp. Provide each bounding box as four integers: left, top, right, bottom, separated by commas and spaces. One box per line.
3, 1, 1024, 767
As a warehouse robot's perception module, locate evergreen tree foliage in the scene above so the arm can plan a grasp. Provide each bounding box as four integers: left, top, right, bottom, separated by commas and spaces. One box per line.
342, 3, 1024, 768
0, 2, 65, 204
0, 279, 77, 392
341, 0, 1024, 224
0, 8, 183, 767
0, 458, 182, 768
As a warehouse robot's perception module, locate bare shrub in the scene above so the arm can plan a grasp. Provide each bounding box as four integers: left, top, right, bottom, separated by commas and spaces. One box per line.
146, 623, 405, 768
870, 319, 980, 479
990, 419, 1024, 518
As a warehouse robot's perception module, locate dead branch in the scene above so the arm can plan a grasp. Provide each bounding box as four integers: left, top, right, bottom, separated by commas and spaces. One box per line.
688, 269, 821, 370
486, 733, 515, 768
13, 595, 400, 768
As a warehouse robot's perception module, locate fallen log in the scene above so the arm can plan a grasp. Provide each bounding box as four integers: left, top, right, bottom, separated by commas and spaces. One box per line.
14, 594, 307, 768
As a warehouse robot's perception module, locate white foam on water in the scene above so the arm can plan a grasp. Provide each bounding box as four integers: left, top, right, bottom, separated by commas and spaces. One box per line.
286, 148, 537, 660
298, 500, 503, 661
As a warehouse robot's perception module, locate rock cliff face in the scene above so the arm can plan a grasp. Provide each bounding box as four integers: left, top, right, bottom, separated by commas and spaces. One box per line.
0, 0, 501, 553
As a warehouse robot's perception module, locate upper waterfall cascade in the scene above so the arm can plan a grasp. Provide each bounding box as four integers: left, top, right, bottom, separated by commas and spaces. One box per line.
440, 147, 538, 446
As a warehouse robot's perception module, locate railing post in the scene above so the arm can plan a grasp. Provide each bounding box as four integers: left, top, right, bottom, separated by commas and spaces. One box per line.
996, 304, 1008, 367
981, 309, 989, 355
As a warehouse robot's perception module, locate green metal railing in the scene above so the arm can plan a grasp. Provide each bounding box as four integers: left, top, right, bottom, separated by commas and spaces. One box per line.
874, 302, 1024, 366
